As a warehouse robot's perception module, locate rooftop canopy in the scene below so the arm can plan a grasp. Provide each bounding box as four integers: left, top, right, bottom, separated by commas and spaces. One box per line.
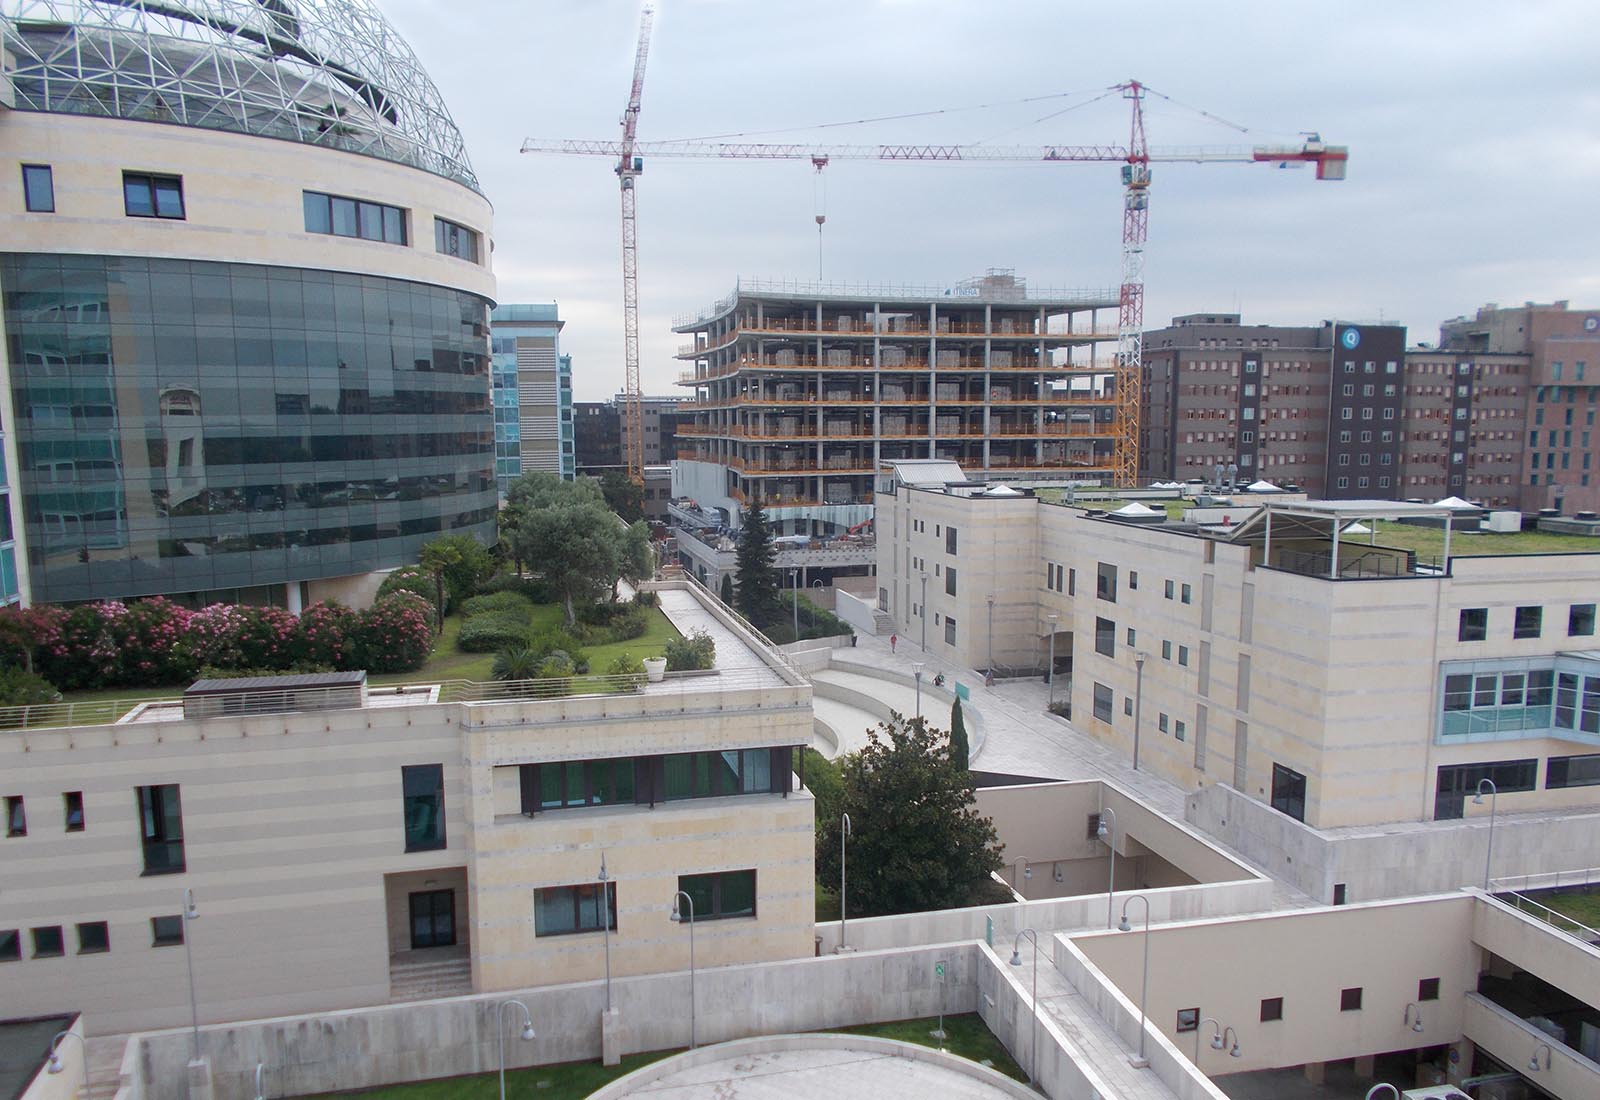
1222, 500, 1457, 581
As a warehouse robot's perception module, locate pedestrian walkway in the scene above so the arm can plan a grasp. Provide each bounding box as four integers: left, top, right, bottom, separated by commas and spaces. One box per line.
656, 587, 784, 682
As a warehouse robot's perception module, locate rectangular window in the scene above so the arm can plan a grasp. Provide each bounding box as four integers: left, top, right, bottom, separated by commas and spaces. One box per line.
1270, 763, 1307, 822
1458, 607, 1487, 641
1181, 583, 1192, 604
1093, 682, 1114, 723
1178, 645, 1190, 667
1570, 604, 1596, 637
1126, 627, 1136, 647
122, 172, 185, 219
151, 915, 184, 947
137, 784, 184, 873
402, 764, 446, 852
31, 926, 64, 958
1164, 579, 1175, 599
534, 882, 617, 936
1176, 1007, 1200, 1033
1129, 571, 1139, 590
1162, 640, 1172, 660
1340, 987, 1363, 1012
677, 869, 757, 921
1547, 754, 1600, 789
946, 527, 959, 555
63, 791, 84, 832
1174, 719, 1186, 742
521, 757, 641, 812
1514, 605, 1543, 639
1418, 977, 1440, 1002
1067, 568, 1076, 596
305, 191, 407, 244
945, 568, 957, 597
76, 921, 109, 954
22, 164, 55, 212
434, 216, 480, 262
944, 616, 957, 646
0, 929, 18, 962
1095, 617, 1116, 658
5, 795, 24, 837
1260, 997, 1283, 1022
1097, 562, 1118, 603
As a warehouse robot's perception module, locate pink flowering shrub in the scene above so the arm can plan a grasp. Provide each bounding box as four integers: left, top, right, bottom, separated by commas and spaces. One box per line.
295, 601, 358, 669
120, 598, 197, 682
353, 593, 434, 673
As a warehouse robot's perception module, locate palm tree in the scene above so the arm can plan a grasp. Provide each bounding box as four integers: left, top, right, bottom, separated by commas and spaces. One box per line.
491, 645, 541, 696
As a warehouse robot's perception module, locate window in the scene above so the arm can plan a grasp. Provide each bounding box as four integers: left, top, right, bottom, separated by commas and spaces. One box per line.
151, 915, 184, 947
534, 882, 617, 936
1176, 1008, 1200, 1033
1097, 562, 1118, 603
137, 784, 184, 872
122, 172, 184, 219
402, 765, 446, 852
945, 568, 958, 597
944, 616, 957, 646
1067, 568, 1076, 596
1514, 605, 1543, 639
1458, 607, 1487, 641
1270, 763, 1307, 822
1333, 883, 1347, 905
5, 796, 24, 837
305, 191, 407, 245
660, 750, 778, 801
677, 869, 756, 921
31, 926, 64, 958
1180, 584, 1192, 604
1547, 754, 1600, 789
62, 791, 84, 832
1340, 987, 1363, 1012
0, 930, 18, 962
22, 164, 54, 212
76, 921, 109, 954
1159, 713, 1170, 734
1164, 579, 1175, 600
1178, 645, 1190, 667
1161, 640, 1172, 660
434, 216, 480, 262
1260, 997, 1283, 1022
522, 758, 640, 811
1093, 683, 1113, 723
1418, 978, 1440, 1002
1570, 604, 1596, 637
1124, 697, 1134, 717
1126, 627, 1136, 647
1129, 571, 1139, 590
1095, 617, 1116, 658
946, 527, 958, 555
1174, 719, 1186, 742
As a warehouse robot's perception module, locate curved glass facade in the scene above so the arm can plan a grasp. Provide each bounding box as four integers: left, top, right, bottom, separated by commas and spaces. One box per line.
1, 253, 496, 603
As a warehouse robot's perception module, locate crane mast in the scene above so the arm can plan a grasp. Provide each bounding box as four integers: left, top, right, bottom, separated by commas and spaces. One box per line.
617, 4, 654, 486
1114, 80, 1149, 489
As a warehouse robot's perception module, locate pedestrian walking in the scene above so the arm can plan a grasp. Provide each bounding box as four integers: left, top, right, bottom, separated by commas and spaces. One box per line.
890, 633, 898, 654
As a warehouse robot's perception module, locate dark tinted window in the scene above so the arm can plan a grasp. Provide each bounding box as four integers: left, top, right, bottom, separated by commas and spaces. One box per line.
1514, 606, 1543, 639
1570, 604, 1596, 637
1260, 997, 1283, 1022
677, 870, 756, 921
1458, 607, 1487, 641
534, 882, 616, 936
402, 765, 446, 852
1418, 977, 1440, 1001
1547, 753, 1600, 789
64, 791, 84, 831
0, 929, 18, 961
1340, 987, 1362, 1011
137, 784, 184, 873
1270, 763, 1307, 822
76, 921, 109, 954
31, 925, 64, 957
123, 173, 184, 219
1093, 682, 1113, 723
22, 164, 54, 212
151, 915, 184, 946
1095, 617, 1116, 658
1097, 562, 1118, 602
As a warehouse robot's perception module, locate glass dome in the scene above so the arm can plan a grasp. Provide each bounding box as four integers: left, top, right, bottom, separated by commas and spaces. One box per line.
0, 0, 478, 191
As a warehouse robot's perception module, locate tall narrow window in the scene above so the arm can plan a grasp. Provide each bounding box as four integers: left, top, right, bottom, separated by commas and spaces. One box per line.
137, 784, 184, 873
123, 172, 185, 219
22, 164, 55, 212
1270, 763, 1307, 822
5, 796, 25, 837
402, 764, 446, 852
63, 791, 84, 832
945, 527, 959, 555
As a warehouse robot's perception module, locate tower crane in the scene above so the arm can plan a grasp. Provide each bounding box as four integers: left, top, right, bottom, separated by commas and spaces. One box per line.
525, 79, 1346, 488
616, 3, 654, 485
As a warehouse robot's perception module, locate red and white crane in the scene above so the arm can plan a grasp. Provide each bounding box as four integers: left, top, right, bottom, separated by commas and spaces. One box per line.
525, 77, 1347, 487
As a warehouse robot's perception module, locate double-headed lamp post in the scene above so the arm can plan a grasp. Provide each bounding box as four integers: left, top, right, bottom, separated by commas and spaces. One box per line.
46, 1030, 89, 1098
839, 812, 852, 951
1097, 805, 1118, 929
1195, 1017, 1241, 1063
1045, 613, 1059, 706
1009, 929, 1040, 1086
670, 890, 698, 1049
1473, 777, 1498, 891
1118, 893, 1153, 1068
495, 999, 535, 1100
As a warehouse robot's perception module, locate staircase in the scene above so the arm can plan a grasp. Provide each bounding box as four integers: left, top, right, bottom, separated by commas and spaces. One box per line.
388, 948, 472, 1002
870, 608, 894, 635
84, 1035, 130, 1100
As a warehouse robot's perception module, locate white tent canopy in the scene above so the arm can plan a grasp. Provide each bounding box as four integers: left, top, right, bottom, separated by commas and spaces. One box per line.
1246, 480, 1284, 493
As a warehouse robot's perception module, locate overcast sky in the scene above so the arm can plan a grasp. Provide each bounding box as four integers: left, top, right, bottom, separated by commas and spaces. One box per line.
383, 0, 1599, 401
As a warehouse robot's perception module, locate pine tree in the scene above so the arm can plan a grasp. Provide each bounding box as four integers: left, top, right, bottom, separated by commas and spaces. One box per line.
734, 501, 781, 626
949, 698, 970, 772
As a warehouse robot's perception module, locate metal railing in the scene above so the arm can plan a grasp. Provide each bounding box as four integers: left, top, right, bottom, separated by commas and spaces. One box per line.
1488, 869, 1600, 946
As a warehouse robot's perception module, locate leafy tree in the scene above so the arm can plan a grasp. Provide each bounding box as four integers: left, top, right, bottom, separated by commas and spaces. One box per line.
734, 501, 781, 626
418, 538, 462, 632
599, 470, 645, 523
422, 534, 495, 608
617, 521, 654, 596
503, 472, 627, 625
815, 712, 1003, 917
950, 698, 970, 772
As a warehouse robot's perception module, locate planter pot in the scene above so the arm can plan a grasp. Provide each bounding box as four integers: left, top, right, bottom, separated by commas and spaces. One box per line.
643, 658, 667, 683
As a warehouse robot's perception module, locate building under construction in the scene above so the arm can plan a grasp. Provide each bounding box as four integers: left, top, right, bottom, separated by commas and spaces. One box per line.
673, 272, 1122, 532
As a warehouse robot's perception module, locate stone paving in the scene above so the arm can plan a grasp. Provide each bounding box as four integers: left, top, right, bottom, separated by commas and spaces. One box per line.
656, 588, 788, 686
608, 1044, 1025, 1099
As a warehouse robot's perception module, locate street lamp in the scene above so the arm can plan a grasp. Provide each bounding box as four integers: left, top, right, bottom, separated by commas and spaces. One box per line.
1529, 1041, 1552, 1072
1473, 778, 1498, 891
1365, 1086, 1400, 1100
1097, 806, 1118, 930
598, 854, 613, 1014
46, 1030, 89, 1099
1045, 613, 1059, 706
495, 999, 535, 1100
1194, 1019, 1239, 1062
919, 572, 929, 651
913, 662, 925, 720
1009, 929, 1040, 1086
1014, 857, 1032, 897
181, 888, 201, 1063
1404, 1002, 1424, 1034
1118, 893, 1152, 1068
839, 812, 852, 952
986, 594, 995, 677
670, 890, 698, 1049
791, 567, 800, 637
1132, 651, 1148, 771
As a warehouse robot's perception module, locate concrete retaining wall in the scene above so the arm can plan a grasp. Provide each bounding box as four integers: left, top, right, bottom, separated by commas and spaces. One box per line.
1187, 782, 1600, 904
834, 590, 885, 635
134, 943, 983, 1100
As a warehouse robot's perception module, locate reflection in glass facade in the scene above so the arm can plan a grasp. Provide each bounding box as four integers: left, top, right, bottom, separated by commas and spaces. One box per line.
2, 253, 496, 604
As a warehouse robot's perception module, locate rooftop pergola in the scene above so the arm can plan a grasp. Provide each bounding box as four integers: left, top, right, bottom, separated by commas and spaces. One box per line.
1222, 499, 1460, 579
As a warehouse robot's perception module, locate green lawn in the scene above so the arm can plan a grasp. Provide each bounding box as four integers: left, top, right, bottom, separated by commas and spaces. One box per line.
839, 1014, 1026, 1082
1364, 520, 1600, 559
1530, 888, 1600, 930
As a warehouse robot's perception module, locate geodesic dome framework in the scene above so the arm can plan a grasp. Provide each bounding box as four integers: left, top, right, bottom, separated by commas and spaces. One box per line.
0, 0, 479, 191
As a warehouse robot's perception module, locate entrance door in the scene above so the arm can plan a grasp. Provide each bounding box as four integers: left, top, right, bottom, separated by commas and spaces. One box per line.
409, 889, 456, 949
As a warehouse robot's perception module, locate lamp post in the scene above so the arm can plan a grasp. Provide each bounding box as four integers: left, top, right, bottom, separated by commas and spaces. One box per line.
1132, 650, 1148, 771
495, 999, 535, 1100
670, 890, 697, 1049
986, 594, 995, 676
1473, 777, 1498, 891
1365, 1086, 1400, 1100
46, 1030, 89, 1100
919, 572, 929, 651
1045, 613, 1059, 706
1009, 929, 1040, 1086
791, 567, 800, 637
255, 1062, 265, 1100
1193, 1018, 1241, 1063
1013, 857, 1032, 898
913, 662, 925, 720
1097, 806, 1118, 929
1404, 1001, 1424, 1034
598, 854, 613, 1014
839, 812, 852, 952
181, 888, 201, 1063
1529, 1041, 1552, 1073
1118, 893, 1152, 1068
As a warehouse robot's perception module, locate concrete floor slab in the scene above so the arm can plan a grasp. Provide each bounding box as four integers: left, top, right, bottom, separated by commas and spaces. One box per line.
608, 1044, 1024, 1099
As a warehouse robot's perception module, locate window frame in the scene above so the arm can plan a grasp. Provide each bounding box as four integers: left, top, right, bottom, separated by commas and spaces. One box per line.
5, 795, 24, 837
1340, 987, 1363, 1012
1097, 562, 1118, 603
63, 790, 84, 832
1514, 605, 1543, 639
1570, 603, 1596, 638
434, 216, 481, 263
944, 616, 957, 646
401, 764, 447, 853
533, 881, 618, 937
1092, 682, 1114, 723
0, 929, 19, 962
76, 921, 110, 955
1270, 763, 1307, 822
22, 164, 55, 213
1260, 996, 1283, 1023
1095, 616, 1116, 658
122, 172, 185, 219
137, 784, 185, 874
1418, 977, 1440, 1002
32, 925, 65, 958
676, 869, 757, 922
151, 915, 184, 947
1458, 607, 1488, 642
304, 190, 408, 245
